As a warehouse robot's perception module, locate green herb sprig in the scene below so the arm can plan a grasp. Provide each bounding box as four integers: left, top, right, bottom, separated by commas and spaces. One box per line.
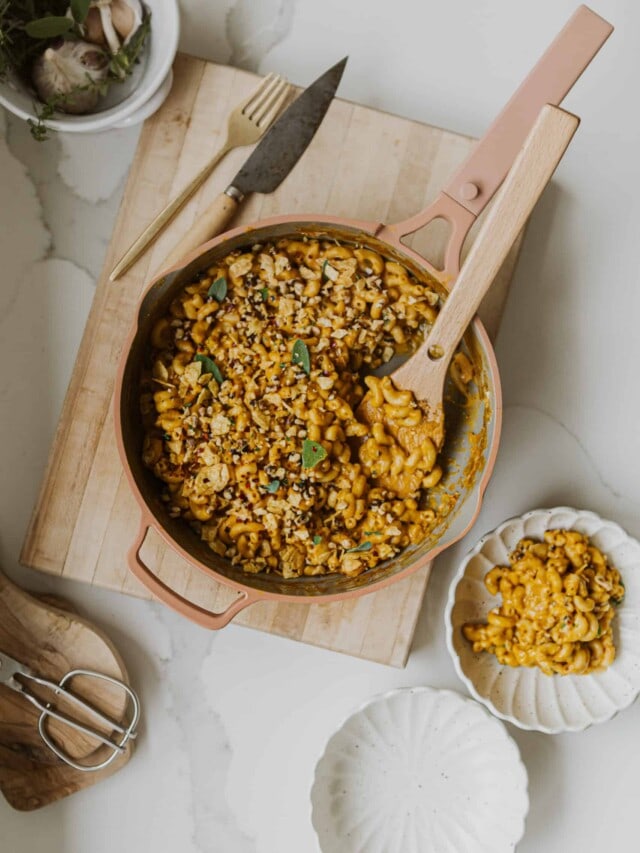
301, 439, 327, 469
1, 0, 70, 81
70, 0, 91, 23
292, 339, 311, 376
25, 16, 73, 38
195, 354, 224, 385
108, 10, 150, 78
346, 541, 373, 554
207, 277, 227, 302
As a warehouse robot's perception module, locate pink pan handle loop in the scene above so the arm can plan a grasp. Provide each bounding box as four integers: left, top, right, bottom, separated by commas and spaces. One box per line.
129, 520, 257, 630
377, 192, 475, 282
381, 5, 612, 282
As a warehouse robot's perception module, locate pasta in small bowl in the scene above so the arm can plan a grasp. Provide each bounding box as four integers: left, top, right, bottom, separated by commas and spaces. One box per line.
445, 507, 640, 732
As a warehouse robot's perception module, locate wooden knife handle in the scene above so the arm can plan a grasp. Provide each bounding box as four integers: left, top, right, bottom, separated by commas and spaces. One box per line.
160, 192, 240, 272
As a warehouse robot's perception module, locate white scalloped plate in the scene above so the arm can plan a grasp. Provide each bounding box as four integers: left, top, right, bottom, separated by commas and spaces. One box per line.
446, 507, 640, 733
311, 687, 528, 853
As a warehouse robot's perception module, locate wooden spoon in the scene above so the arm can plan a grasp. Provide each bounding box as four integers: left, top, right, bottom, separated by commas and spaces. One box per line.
358, 105, 580, 465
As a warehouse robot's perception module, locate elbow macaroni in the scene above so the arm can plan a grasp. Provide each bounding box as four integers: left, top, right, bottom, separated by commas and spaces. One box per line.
140, 238, 470, 578
462, 530, 625, 675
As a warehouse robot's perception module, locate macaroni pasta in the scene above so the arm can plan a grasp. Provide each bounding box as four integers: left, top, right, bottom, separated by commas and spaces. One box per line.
462, 530, 625, 675
140, 238, 468, 578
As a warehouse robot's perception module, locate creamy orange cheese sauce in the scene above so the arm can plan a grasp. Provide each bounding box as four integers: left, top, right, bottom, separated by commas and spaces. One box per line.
463, 530, 624, 675
141, 238, 474, 578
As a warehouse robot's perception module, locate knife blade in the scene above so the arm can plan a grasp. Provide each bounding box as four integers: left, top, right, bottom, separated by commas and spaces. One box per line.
230, 56, 348, 199
160, 57, 348, 272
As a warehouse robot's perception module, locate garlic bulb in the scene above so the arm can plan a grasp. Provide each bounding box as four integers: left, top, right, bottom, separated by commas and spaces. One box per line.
32, 41, 109, 114
83, 0, 144, 54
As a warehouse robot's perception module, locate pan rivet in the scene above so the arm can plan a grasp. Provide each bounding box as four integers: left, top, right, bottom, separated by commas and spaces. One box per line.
460, 182, 480, 201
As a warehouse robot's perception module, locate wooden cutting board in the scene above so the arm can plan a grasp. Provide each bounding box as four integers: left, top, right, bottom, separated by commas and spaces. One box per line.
0, 571, 133, 811
21, 54, 525, 667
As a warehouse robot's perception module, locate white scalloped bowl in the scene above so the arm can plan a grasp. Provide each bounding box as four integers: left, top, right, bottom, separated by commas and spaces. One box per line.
311, 687, 528, 853
446, 507, 640, 733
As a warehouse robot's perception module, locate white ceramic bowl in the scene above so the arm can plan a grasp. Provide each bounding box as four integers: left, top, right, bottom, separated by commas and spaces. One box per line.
311, 686, 529, 853
0, 0, 179, 132
446, 507, 640, 733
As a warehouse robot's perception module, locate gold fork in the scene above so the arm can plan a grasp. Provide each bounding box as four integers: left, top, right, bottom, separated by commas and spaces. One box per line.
109, 73, 292, 281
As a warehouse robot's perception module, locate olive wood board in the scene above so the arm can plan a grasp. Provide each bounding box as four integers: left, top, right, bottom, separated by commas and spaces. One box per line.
21, 54, 526, 667
0, 571, 133, 811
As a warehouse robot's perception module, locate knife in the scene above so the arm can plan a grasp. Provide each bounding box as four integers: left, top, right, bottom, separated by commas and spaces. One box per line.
158, 57, 348, 273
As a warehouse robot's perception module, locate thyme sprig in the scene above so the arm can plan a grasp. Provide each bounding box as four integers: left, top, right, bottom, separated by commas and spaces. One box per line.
109, 11, 149, 78
0, 1, 70, 80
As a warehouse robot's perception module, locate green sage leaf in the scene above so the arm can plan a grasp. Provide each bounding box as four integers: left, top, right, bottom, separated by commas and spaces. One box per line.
346, 541, 373, 554
292, 339, 310, 376
265, 479, 280, 493
195, 354, 224, 385
312, 535, 323, 546
71, 0, 92, 23
260, 287, 269, 302
207, 276, 227, 302
25, 16, 74, 38
301, 439, 327, 469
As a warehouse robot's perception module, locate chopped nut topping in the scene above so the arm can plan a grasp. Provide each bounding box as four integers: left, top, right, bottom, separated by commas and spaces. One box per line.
143, 237, 452, 579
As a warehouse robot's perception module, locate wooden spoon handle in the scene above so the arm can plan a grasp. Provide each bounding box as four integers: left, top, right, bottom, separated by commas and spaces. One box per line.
395, 105, 579, 392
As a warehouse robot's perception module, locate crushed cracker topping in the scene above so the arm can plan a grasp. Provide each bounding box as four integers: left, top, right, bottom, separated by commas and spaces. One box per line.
142, 237, 457, 578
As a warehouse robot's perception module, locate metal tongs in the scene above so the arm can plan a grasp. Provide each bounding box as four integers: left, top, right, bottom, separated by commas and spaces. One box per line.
0, 650, 140, 772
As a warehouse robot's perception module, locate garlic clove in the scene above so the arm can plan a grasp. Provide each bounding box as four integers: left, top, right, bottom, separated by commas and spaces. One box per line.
84, 7, 107, 45
97, 1, 122, 54
82, 0, 144, 53
32, 41, 110, 115
111, 0, 143, 44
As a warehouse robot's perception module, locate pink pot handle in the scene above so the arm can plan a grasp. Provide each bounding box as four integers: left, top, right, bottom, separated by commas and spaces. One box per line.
379, 5, 612, 282
129, 521, 257, 630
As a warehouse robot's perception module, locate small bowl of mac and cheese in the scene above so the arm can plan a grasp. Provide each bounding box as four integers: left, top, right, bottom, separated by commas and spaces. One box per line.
446, 507, 640, 732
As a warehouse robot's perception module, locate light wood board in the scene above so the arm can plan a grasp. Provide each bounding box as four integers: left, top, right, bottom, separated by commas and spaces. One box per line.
21, 55, 525, 667
0, 571, 133, 811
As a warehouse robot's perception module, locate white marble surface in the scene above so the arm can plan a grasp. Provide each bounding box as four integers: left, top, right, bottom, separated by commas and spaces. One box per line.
1, 0, 639, 850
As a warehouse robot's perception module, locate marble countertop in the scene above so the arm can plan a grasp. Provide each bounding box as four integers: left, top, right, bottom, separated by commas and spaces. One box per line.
1, 1, 639, 851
